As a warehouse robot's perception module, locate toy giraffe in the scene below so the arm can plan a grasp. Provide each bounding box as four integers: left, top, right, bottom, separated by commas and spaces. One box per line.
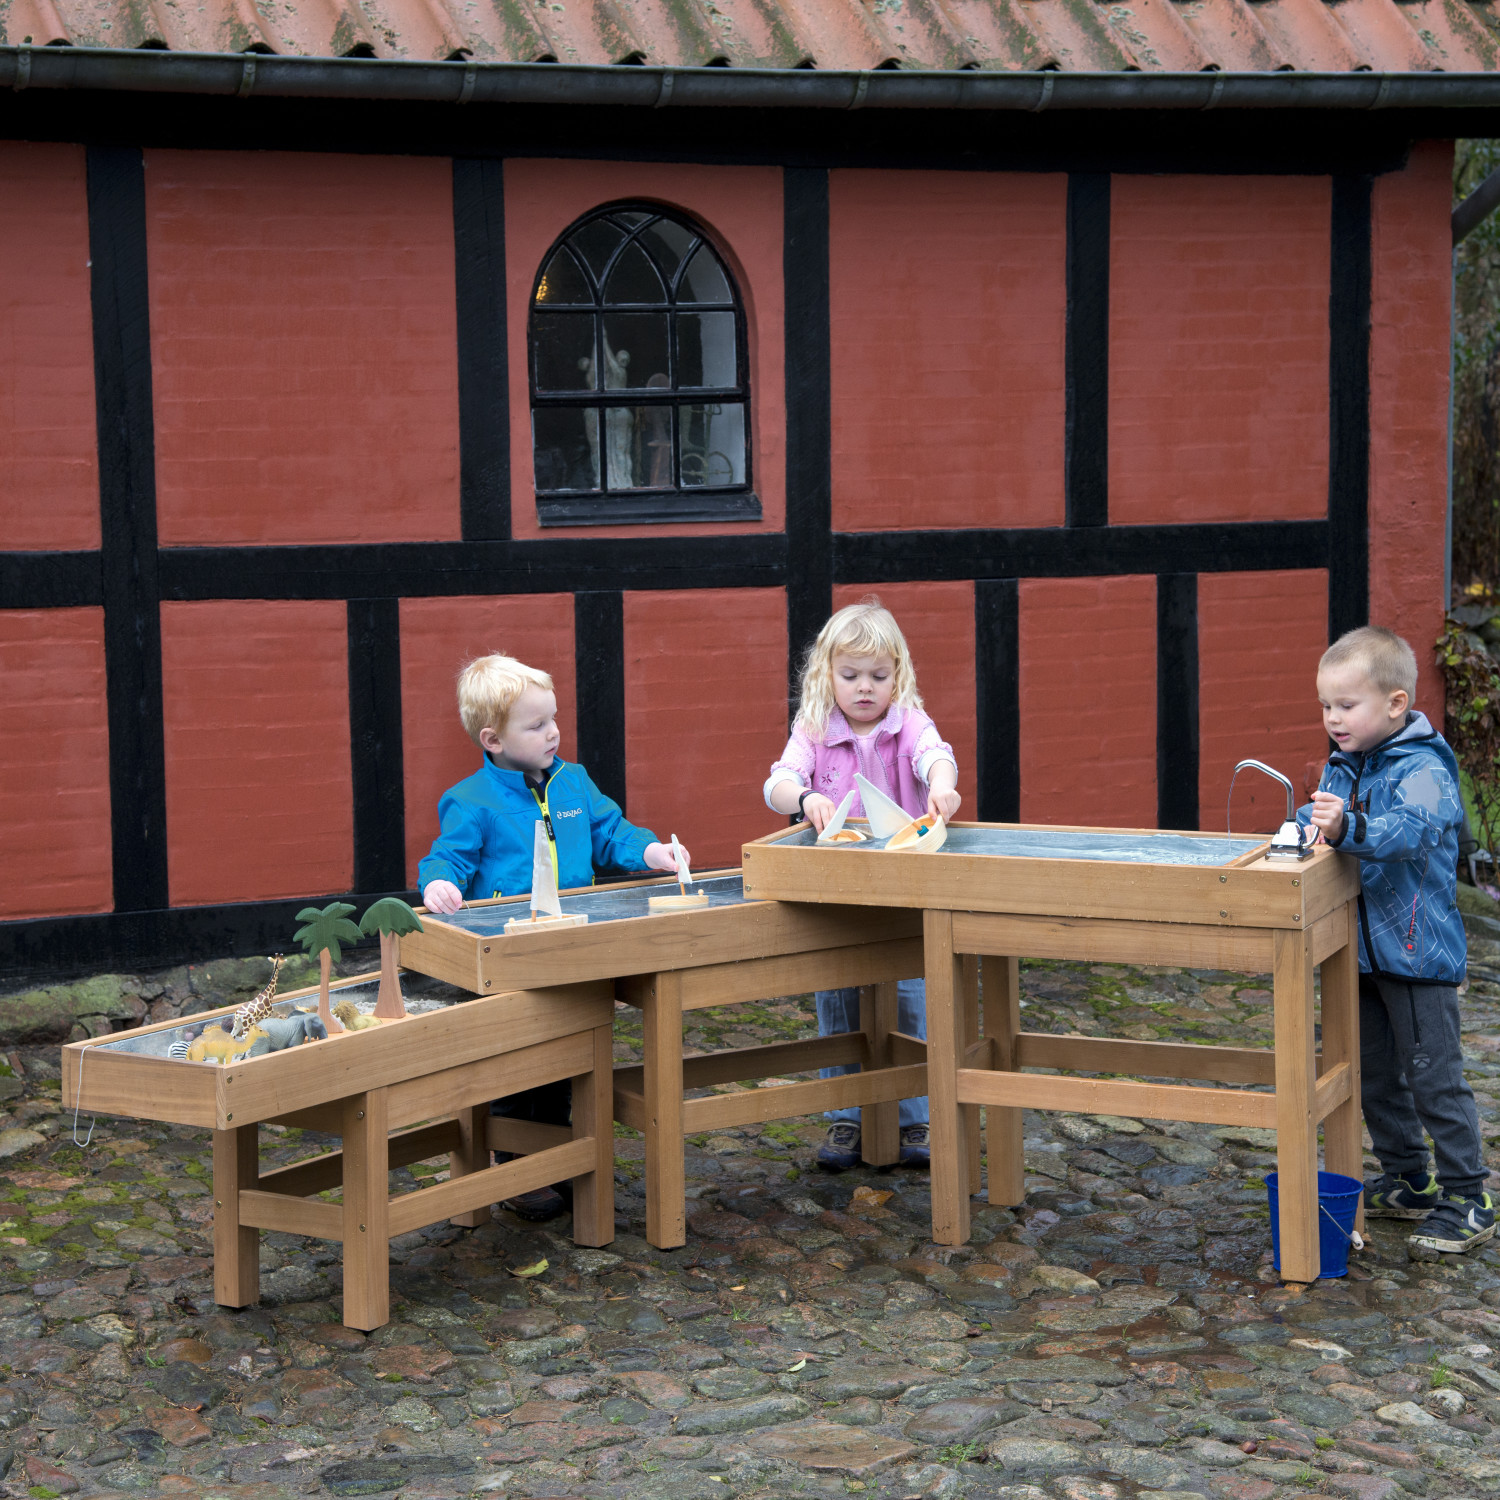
230, 955, 284, 1040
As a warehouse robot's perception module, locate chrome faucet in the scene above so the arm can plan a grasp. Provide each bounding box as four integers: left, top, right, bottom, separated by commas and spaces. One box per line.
1229, 759, 1313, 861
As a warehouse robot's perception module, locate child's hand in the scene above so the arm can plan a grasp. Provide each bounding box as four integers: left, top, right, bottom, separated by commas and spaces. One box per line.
644, 842, 691, 874
1309, 791, 1347, 844
802, 793, 836, 832
422, 879, 465, 914
928, 787, 961, 823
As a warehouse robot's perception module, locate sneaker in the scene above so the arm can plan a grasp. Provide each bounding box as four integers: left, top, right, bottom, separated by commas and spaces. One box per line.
1409, 1193, 1497, 1254
817, 1122, 862, 1171
1365, 1170, 1441, 1220
899, 1124, 930, 1168
494, 1151, 567, 1222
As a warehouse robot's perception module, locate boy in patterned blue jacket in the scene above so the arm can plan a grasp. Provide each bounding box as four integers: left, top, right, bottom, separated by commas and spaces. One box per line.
420, 654, 684, 1219
1299, 626, 1490, 1253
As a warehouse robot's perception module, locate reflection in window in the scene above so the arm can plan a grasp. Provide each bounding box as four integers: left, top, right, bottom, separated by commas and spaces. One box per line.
529, 205, 756, 524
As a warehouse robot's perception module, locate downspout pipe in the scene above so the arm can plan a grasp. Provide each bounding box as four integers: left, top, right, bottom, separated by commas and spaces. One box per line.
1454, 166, 1500, 244
10, 47, 1500, 110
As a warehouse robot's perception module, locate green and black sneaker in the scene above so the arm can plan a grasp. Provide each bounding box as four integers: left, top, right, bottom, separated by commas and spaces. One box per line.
1409, 1193, 1497, 1254
1364, 1170, 1441, 1220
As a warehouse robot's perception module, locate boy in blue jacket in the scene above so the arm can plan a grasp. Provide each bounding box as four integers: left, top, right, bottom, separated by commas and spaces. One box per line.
1301, 626, 1489, 1253
420, 653, 684, 1219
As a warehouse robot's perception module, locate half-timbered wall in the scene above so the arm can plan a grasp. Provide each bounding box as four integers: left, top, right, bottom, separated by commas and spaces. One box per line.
0, 132, 1453, 972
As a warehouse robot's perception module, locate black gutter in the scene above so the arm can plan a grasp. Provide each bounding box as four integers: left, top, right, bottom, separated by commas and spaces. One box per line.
3, 46, 1500, 109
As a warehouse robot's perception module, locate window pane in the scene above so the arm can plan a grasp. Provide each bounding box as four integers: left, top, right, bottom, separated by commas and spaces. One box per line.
679, 402, 745, 488
603, 242, 665, 305
533, 314, 598, 392
614, 211, 649, 228
569, 219, 626, 280
639, 217, 696, 285
533, 407, 600, 492
679, 246, 732, 305
602, 406, 672, 490
602, 313, 670, 391
535, 248, 591, 305
676, 312, 737, 389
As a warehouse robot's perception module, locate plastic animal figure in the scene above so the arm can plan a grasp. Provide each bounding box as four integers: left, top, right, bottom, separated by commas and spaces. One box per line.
231, 955, 284, 1040
332, 999, 382, 1031
241, 1013, 328, 1056
166, 1038, 190, 1060
187, 1023, 264, 1064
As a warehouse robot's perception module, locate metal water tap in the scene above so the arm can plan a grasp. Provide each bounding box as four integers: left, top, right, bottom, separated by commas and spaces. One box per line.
1229, 758, 1313, 861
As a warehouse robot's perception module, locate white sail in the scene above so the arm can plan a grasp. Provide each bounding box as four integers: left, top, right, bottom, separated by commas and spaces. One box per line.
855, 773, 910, 840
670, 834, 693, 890
530, 821, 561, 919
817, 789, 857, 842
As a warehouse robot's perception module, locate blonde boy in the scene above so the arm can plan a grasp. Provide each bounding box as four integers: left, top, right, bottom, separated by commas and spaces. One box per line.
419, 654, 682, 1218
1301, 626, 1487, 1252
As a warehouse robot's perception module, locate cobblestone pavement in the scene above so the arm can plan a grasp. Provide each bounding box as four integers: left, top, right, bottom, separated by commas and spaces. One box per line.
5, 949, 1500, 1500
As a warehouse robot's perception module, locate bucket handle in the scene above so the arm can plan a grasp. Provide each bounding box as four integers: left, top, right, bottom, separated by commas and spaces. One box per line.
1320, 1200, 1365, 1251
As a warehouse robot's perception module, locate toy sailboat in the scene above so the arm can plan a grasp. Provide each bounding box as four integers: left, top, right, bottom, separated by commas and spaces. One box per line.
505, 823, 589, 932
886, 812, 947, 853
816, 789, 867, 844
854, 773, 912, 840
649, 834, 710, 911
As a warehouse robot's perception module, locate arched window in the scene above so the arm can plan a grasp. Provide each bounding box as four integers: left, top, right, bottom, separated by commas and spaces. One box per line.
529, 205, 757, 526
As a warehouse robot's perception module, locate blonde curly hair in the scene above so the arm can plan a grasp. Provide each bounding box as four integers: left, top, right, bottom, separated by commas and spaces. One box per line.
794, 598, 922, 739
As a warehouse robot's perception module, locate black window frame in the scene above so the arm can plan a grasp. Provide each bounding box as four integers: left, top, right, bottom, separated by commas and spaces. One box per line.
527, 202, 760, 527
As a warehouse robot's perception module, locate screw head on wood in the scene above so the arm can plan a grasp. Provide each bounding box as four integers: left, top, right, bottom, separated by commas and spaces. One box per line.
226, 1113, 233, 1121
1292, 878, 1301, 887
1220, 875, 1227, 883
1293, 914, 1301, 921
1219, 909, 1227, 918
360, 1223, 366, 1232
357, 1110, 365, 1119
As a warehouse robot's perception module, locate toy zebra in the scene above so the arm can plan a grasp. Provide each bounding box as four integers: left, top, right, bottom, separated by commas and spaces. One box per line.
167, 1038, 190, 1060
231, 955, 284, 1040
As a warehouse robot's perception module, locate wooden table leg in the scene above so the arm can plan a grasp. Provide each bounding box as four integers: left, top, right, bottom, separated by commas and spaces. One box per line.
341, 1089, 390, 1331
1319, 903, 1365, 1232
1273, 927, 1320, 1282
572, 1020, 616, 1247
643, 972, 687, 1251
984, 955, 1024, 1206
961, 954, 982, 1196
213, 1124, 259, 1309
860, 981, 900, 1167
925, 909, 970, 1245
448, 1104, 491, 1230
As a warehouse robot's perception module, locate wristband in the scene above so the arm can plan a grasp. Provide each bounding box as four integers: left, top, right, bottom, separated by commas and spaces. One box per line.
798, 789, 814, 820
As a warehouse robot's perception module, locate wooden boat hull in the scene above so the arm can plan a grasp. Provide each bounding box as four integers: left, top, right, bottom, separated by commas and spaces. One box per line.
886, 815, 946, 853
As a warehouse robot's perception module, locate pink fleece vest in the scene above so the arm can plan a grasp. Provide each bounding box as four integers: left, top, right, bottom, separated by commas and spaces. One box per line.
809, 709, 932, 819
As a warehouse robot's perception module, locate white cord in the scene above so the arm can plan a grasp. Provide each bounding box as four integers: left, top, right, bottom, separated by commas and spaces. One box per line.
71, 1044, 95, 1148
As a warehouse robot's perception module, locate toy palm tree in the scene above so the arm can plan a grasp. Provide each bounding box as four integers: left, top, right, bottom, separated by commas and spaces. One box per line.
293, 901, 363, 1034
359, 898, 424, 1019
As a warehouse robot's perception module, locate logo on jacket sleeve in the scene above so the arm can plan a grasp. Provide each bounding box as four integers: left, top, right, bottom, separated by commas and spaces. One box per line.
554, 807, 582, 818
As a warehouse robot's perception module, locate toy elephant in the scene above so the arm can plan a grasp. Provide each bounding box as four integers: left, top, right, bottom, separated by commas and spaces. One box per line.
242, 1013, 329, 1057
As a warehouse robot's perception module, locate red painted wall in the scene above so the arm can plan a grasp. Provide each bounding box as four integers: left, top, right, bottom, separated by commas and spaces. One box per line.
832, 582, 978, 813
0, 609, 112, 919
1019, 576, 1157, 827
1110, 176, 1331, 525
505, 160, 785, 542
161, 601, 353, 905
623, 589, 788, 869
829, 170, 1067, 532
1199, 570, 1331, 833
400, 595, 578, 887
0, 143, 99, 551
146, 151, 461, 546
1370, 141, 1452, 724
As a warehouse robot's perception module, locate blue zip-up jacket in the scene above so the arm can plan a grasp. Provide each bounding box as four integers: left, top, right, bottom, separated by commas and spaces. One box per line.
417, 756, 657, 901
1296, 711, 1467, 984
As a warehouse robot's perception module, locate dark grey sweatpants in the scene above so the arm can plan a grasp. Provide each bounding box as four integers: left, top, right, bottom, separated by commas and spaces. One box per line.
1360, 972, 1485, 1198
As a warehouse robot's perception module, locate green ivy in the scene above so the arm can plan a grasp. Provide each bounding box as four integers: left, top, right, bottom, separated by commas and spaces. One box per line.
1437, 610, 1500, 857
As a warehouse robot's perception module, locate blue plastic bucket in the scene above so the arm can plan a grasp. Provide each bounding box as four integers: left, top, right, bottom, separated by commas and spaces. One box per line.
1265, 1171, 1363, 1278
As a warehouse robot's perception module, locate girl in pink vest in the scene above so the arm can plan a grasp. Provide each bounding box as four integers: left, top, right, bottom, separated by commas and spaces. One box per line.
764, 599, 960, 1171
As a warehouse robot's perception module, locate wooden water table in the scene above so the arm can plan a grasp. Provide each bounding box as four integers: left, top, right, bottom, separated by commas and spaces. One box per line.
742, 820, 1362, 1282
398, 870, 925, 1249
62, 971, 616, 1330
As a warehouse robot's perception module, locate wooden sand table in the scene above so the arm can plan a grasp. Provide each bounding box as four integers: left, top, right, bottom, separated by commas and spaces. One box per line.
742, 819, 1361, 1283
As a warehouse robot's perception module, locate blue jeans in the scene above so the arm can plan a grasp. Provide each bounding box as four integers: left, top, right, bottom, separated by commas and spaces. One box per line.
817, 979, 929, 1128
